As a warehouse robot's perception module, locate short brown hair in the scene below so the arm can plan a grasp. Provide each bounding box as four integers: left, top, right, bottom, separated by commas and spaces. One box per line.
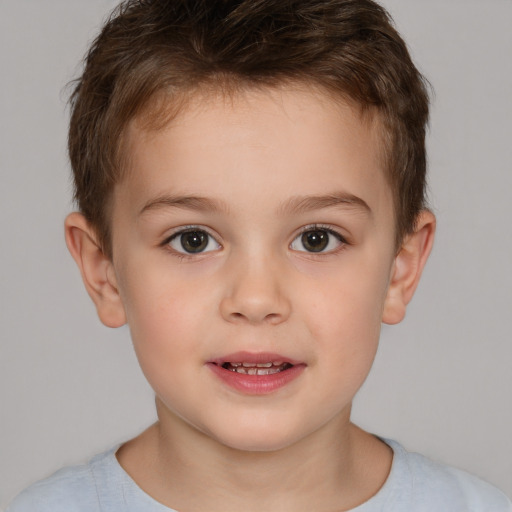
68, 0, 430, 257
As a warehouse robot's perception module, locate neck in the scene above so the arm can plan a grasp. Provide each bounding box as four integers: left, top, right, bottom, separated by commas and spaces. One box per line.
117, 402, 392, 512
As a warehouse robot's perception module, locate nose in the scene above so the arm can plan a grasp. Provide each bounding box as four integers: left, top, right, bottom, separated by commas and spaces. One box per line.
219, 254, 291, 325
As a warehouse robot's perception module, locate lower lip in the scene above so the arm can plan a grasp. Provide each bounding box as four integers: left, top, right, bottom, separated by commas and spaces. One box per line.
207, 363, 305, 395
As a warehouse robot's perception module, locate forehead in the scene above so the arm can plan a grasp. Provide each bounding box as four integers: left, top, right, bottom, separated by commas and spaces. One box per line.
117, 85, 392, 222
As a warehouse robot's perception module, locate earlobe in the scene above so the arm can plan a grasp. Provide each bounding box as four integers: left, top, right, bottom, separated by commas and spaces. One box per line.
382, 210, 436, 325
64, 212, 127, 328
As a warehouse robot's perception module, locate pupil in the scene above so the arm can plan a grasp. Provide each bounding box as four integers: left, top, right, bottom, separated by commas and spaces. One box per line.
181, 231, 207, 253
302, 230, 328, 252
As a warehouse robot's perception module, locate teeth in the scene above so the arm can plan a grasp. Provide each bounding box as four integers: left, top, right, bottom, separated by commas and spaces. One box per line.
234, 366, 283, 375
257, 368, 278, 375
221, 361, 293, 375
236, 361, 284, 368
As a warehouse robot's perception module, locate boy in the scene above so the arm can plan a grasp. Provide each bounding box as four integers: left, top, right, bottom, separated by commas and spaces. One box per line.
7, 0, 511, 510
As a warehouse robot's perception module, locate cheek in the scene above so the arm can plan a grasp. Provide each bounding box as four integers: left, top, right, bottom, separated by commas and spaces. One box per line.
299, 255, 391, 333
296, 251, 392, 386
121, 282, 208, 413
116, 267, 208, 365
307, 278, 384, 407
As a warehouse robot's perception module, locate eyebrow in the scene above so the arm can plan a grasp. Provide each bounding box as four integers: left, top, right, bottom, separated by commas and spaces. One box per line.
139, 191, 371, 217
277, 192, 372, 216
139, 195, 230, 216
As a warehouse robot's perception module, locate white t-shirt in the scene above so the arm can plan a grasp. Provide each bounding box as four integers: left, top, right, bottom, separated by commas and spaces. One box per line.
7, 439, 512, 511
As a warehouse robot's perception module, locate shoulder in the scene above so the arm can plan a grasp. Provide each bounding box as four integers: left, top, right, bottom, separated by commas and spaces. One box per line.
384, 439, 512, 512
6, 448, 117, 512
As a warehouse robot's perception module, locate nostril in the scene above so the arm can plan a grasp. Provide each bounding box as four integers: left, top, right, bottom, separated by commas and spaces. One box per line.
265, 312, 284, 324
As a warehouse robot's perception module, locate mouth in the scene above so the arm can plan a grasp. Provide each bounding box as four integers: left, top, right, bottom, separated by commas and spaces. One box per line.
220, 361, 293, 375
207, 352, 304, 394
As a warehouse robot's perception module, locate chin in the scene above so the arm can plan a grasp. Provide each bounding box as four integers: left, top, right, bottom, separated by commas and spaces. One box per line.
218, 435, 299, 453
206, 420, 308, 453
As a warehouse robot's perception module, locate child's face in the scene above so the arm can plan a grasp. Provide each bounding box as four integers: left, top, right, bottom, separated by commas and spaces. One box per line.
106, 86, 400, 451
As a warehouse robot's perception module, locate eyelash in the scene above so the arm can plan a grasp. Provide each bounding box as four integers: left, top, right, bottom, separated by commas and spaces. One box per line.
161, 226, 221, 259
161, 224, 348, 257
290, 224, 348, 254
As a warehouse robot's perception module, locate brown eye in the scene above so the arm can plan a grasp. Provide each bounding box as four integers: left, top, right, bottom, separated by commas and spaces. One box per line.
290, 227, 344, 253
180, 231, 208, 252
168, 229, 220, 254
301, 230, 328, 252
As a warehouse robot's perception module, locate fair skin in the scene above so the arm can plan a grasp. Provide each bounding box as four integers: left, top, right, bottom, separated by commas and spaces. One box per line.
66, 85, 435, 512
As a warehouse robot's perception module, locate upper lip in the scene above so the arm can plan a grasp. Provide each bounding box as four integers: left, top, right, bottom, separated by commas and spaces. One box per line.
209, 351, 303, 366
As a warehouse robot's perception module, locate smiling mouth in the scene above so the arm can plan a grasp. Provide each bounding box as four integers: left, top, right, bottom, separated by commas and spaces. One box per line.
220, 361, 293, 375
209, 355, 304, 393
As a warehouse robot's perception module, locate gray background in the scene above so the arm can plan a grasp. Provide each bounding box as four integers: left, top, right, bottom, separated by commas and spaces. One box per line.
1, 0, 511, 508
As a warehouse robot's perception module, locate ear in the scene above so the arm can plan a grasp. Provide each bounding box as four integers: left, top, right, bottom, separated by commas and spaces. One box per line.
64, 212, 126, 328
382, 210, 436, 325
